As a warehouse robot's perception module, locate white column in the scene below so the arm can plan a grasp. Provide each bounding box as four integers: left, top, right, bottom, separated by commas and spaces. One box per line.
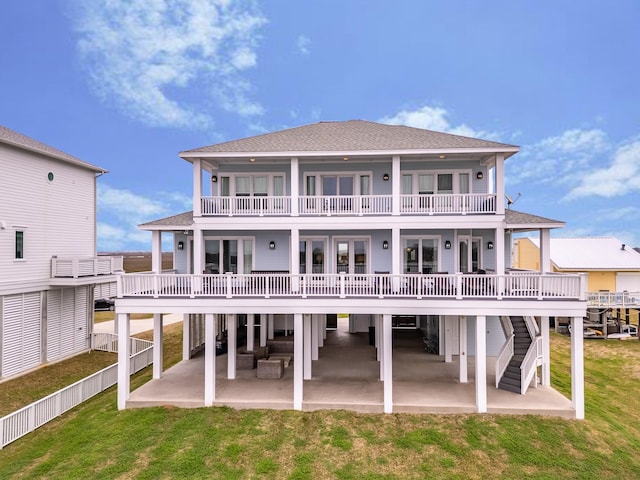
293, 313, 304, 410
321, 314, 327, 343
391, 155, 401, 216
268, 314, 274, 340
291, 157, 299, 216
541, 316, 550, 386
311, 314, 319, 361
382, 314, 393, 413
204, 313, 216, 406
475, 315, 487, 413
291, 228, 300, 292
151, 231, 162, 273
539, 229, 551, 273
117, 313, 130, 410
495, 226, 505, 276
571, 316, 585, 419
182, 313, 191, 361
375, 314, 381, 361
260, 314, 267, 347
391, 227, 401, 292
304, 314, 312, 380
193, 158, 202, 217
444, 316, 453, 363
247, 313, 255, 351
153, 314, 163, 379
227, 314, 236, 379
494, 153, 505, 214
459, 316, 468, 383
193, 226, 204, 275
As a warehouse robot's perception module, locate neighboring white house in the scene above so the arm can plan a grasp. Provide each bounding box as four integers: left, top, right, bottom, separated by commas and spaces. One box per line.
115, 120, 588, 418
0, 125, 122, 380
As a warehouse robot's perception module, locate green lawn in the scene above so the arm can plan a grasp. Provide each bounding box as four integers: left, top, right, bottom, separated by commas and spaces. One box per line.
2, 329, 640, 479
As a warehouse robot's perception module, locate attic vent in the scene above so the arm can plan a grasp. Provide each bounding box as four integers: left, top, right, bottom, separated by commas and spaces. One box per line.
622, 244, 626, 250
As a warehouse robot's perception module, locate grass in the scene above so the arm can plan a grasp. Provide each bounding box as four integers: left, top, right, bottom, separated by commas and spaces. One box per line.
2, 329, 640, 478
94, 311, 153, 323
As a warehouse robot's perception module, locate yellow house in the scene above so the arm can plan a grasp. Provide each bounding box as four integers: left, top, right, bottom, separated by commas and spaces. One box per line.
513, 236, 640, 292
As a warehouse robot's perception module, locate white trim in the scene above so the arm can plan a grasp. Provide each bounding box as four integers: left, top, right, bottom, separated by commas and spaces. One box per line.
401, 168, 472, 195
217, 171, 288, 197
303, 170, 373, 196
400, 235, 442, 273
333, 236, 371, 274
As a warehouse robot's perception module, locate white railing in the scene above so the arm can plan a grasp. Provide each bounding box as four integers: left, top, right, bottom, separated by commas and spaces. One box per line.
117, 272, 584, 300
587, 291, 640, 308
495, 333, 515, 388
520, 336, 543, 395
0, 334, 152, 450
400, 193, 496, 214
200, 193, 496, 216
52, 256, 124, 278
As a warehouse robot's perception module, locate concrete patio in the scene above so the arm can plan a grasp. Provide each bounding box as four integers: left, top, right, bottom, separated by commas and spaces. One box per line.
127, 324, 575, 418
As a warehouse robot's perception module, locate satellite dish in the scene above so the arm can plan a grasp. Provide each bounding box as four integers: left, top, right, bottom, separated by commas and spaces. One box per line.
505, 193, 521, 209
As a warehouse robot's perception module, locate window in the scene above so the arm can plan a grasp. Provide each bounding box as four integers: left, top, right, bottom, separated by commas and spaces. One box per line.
15, 231, 24, 259
402, 238, 439, 274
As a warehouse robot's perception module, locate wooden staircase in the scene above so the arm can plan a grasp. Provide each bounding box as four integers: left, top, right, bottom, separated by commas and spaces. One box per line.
498, 316, 532, 394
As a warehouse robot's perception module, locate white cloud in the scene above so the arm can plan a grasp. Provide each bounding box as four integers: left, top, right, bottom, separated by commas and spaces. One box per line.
68, 0, 267, 129
378, 105, 497, 140
296, 35, 311, 55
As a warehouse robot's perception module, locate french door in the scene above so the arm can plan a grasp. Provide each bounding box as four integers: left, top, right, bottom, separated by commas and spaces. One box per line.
335, 239, 368, 275
300, 239, 326, 275
458, 236, 481, 273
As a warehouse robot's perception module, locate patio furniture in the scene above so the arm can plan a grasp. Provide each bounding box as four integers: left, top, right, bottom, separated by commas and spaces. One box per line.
257, 358, 284, 379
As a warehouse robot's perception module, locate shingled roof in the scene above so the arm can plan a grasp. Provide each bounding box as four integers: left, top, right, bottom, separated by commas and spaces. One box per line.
182, 120, 518, 155
0, 125, 105, 172
139, 211, 194, 229
505, 209, 564, 228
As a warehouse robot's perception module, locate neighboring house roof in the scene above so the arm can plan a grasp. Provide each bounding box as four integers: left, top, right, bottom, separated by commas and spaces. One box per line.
528, 236, 640, 271
505, 210, 564, 229
0, 124, 106, 173
139, 211, 194, 229
181, 120, 519, 157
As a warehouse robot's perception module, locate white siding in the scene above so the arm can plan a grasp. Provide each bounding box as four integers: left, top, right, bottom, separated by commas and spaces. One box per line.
1, 292, 42, 378
94, 281, 117, 300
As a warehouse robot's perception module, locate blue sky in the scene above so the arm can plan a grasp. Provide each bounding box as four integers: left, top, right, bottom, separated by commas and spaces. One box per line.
1, 1, 639, 251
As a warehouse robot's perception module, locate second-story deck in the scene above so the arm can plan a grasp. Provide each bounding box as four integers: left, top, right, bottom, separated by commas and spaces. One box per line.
51, 256, 124, 278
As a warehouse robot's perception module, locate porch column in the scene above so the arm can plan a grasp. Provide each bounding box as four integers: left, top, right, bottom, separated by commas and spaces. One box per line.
495, 226, 505, 276
322, 314, 327, 341
539, 229, 551, 273
294, 313, 304, 410
204, 313, 216, 406
317, 314, 324, 348
571, 316, 585, 419
444, 316, 454, 363
152, 231, 162, 273
392, 227, 401, 292
182, 313, 191, 360
375, 314, 381, 362
383, 314, 393, 413
459, 316, 468, 383
494, 153, 505, 214
260, 314, 267, 347
291, 157, 299, 216
117, 313, 130, 410
391, 155, 401, 215
268, 314, 274, 340
193, 226, 204, 275
247, 314, 255, 351
193, 158, 202, 217
475, 315, 487, 413
153, 314, 163, 379
227, 314, 237, 379
291, 228, 300, 292
304, 314, 312, 380
541, 316, 551, 386
311, 314, 319, 361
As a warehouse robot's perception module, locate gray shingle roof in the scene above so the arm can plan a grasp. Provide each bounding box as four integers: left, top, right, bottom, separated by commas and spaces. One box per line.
505, 209, 564, 227
139, 211, 194, 228
183, 120, 518, 155
0, 125, 105, 172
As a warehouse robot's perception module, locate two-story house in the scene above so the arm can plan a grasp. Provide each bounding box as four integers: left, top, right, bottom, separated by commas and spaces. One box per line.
115, 120, 588, 418
0, 125, 121, 380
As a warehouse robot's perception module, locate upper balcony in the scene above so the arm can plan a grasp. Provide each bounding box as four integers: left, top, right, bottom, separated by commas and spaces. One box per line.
51, 256, 124, 279
200, 193, 496, 217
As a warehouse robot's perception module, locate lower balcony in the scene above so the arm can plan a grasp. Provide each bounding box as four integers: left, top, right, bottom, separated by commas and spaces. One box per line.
52, 256, 124, 278
117, 272, 585, 301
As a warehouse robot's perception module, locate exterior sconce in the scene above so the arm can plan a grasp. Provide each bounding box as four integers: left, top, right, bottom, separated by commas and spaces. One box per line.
269, 241, 276, 250
476, 171, 483, 180
211, 175, 218, 183
382, 240, 389, 249
444, 240, 452, 250
487, 241, 494, 250
177, 241, 184, 251
383, 173, 390, 181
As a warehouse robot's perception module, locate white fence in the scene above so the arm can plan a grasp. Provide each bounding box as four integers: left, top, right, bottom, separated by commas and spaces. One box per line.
52, 256, 124, 278
0, 334, 153, 450
118, 272, 585, 301
587, 291, 640, 308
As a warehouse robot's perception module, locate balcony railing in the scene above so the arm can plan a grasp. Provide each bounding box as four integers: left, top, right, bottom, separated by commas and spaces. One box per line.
117, 272, 584, 301
201, 193, 496, 217
52, 256, 124, 278
587, 291, 640, 308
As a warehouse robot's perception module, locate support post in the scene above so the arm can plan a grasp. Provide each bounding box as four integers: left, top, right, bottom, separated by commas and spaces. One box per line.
571, 316, 585, 419
459, 316, 467, 383
204, 313, 216, 406
227, 314, 236, 379
153, 314, 163, 379
291, 157, 299, 216
304, 314, 312, 379
268, 314, 274, 340
260, 314, 267, 347
182, 313, 191, 360
391, 155, 400, 215
247, 313, 255, 351
294, 313, 304, 410
444, 316, 453, 363
311, 314, 319, 360
151, 231, 162, 274
117, 313, 130, 410
541, 316, 550, 386
475, 315, 487, 413
383, 314, 393, 413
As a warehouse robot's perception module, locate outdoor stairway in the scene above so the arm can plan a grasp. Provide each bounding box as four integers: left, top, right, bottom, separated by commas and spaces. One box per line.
498, 316, 532, 394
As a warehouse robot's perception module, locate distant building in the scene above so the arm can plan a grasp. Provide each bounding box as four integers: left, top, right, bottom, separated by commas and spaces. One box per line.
0, 125, 121, 380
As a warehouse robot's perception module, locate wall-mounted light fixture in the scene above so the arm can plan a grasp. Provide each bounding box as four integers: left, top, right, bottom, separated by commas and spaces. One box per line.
211, 175, 218, 183
487, 241, 494, 250
382, 173, 390, 181
444, 240, 452, 250
177, 241, 184, 251
476, 171, 484, 180
382, 240, 389, 250
249, 158, 255, 162
269, 241, 276, 250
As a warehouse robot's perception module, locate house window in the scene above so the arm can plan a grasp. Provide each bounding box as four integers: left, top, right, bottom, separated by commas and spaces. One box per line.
402, 238, 439, 274
15, 231, 24, 259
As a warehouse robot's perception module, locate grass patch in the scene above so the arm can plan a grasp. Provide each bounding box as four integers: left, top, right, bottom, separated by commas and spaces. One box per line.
94, 311, 153, 323
2, 329, 640, 478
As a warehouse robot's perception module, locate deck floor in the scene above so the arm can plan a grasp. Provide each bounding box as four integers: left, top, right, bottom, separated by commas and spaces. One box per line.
127, 325, 575, 418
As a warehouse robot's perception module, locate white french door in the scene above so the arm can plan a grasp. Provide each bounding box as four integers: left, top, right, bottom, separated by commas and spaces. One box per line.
458, 236, 481, 273
335, 239, 368, 275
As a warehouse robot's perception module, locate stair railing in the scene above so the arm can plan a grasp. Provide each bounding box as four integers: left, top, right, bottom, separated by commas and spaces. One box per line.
520, 336, 543, 395
495, 316, 515, 388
